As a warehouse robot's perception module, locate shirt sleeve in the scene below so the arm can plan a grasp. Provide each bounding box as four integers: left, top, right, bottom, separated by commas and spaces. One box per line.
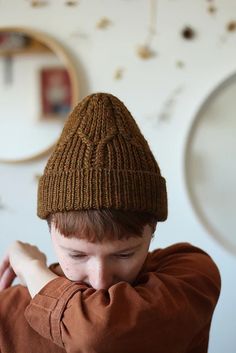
24, 243, 221, 353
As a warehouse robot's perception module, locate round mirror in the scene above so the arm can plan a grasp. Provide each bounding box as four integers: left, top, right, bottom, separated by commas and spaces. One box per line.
0, 27, 79, 163
185, 73, 236, 255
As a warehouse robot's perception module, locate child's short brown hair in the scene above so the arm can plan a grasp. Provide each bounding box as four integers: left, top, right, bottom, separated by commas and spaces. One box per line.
47, 209, 157, 243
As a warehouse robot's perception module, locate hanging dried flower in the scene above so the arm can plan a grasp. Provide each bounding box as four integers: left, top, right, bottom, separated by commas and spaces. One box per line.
96, 17, 112, 29
176, 60, 185, 68
181, 26, 196, 40
226, 21, 236, 32
114, 68, 124, 80
157, 86, 184, 123
65, 0, 78, 6
208, 5, 217, 14
136, 45, 156, 59
28, 0, 47, 7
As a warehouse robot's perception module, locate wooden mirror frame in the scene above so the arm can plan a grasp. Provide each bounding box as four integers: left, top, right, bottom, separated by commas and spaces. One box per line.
184, 72, 236, 255
0, 26, 79, 163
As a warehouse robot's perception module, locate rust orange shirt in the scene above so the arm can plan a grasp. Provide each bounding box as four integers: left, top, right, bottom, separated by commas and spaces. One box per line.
0, 243, 221, 353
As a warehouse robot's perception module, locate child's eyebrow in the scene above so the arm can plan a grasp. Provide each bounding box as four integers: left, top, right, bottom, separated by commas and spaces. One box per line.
60, 246, 83, 253
60, 244, 142, 254
112, 244, 142, 254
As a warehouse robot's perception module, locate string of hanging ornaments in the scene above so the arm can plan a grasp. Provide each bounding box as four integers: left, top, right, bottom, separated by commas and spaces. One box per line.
25, 0, 157, 59
26, 0, 78, 7
136, 0, 157, 59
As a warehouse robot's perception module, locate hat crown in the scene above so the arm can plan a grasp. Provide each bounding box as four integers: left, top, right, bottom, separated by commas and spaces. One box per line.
59, 93, 141, 144
45, 93, 160, 173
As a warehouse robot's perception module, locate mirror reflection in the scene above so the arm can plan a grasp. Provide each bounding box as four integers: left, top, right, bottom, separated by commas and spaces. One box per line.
185, 73, 236, 255
0, 28, 78, 163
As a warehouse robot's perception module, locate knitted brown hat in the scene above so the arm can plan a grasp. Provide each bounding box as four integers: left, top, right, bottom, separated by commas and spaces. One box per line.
37, 93, 167, 220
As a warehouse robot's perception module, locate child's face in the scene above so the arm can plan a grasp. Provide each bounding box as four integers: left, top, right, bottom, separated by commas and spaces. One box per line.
50, 223, 153, 290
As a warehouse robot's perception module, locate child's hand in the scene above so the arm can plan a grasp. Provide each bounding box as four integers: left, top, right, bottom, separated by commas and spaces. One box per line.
0, 241, 47, 291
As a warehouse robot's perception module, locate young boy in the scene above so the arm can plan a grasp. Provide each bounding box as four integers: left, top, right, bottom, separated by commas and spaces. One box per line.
0, 93, 221, 353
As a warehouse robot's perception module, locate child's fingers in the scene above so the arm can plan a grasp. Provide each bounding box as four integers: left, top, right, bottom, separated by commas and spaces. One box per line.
0, 265, 16, 291
0, 254, 10, 278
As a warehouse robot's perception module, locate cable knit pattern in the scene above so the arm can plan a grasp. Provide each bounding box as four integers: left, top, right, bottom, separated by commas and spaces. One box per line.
37, 93, 167, 220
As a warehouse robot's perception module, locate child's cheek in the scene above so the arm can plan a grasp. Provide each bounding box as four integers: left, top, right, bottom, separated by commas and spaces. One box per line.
62, 261, 83, 282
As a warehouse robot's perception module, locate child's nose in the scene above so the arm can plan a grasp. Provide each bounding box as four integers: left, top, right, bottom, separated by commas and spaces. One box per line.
88, 262, 114, 290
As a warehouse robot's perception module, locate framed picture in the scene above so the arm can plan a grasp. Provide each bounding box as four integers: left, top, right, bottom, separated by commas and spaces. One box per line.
40, 67, 72, 118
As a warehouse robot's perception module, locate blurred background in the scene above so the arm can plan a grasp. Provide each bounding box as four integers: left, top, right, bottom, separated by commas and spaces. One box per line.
0, 1, 236, 352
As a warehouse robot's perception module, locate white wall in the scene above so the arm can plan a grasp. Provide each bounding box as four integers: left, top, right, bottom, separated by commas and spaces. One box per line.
0, 1, 236, 352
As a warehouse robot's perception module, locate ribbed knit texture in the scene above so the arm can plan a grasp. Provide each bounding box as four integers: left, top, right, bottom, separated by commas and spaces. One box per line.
37, 93, 168, 220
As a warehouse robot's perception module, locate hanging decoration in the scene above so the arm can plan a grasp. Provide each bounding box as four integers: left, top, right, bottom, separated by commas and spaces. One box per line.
136, 45, 155, 59
207, 5, 217, 14
65, 0, 78, 5
136, 0, 157, 59
26, 0, 79, 7
176, 60, 185, 69
158, 86, 184, 123
113, 67, 124, 80
27, 0, 48, 7
181, 26, 196, 40
219, 20, 236, 44
226, 21, 236, 32
96, 17, 112, 30
146, 86, 184, 127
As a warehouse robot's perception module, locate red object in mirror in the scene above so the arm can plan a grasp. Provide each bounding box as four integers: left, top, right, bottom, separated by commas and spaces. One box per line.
40, 67, 72, 117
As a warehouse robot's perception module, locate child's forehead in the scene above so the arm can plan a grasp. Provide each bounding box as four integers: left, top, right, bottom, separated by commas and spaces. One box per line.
52, 227, 147, 253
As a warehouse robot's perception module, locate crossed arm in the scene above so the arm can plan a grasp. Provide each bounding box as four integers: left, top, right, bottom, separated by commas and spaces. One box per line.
0, 241, 221, 353
0, 240, 59, 298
